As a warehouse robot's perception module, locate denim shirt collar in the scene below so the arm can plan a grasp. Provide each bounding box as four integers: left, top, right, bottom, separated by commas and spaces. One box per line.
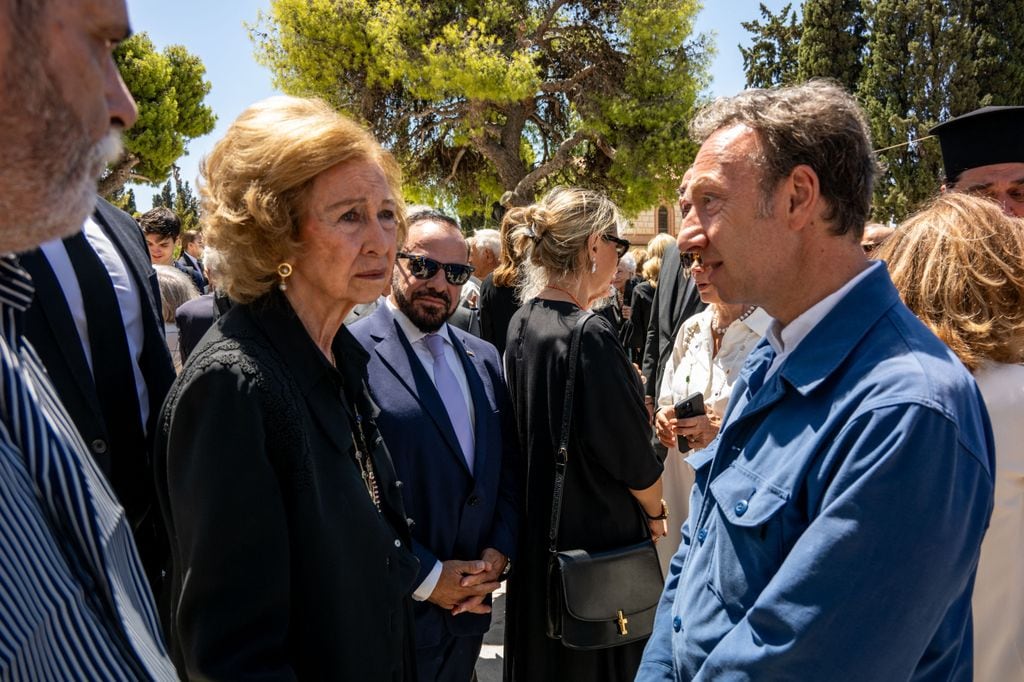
737, 264, 904, 400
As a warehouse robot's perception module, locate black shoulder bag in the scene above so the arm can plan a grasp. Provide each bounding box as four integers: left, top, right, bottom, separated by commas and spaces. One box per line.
545, 313, 665, 650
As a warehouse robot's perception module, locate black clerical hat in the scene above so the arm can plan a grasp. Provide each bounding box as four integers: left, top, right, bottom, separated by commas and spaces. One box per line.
930, 106, 1024, 182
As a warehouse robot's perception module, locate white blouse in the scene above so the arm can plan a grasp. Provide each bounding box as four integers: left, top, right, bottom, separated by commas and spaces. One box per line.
657, 306, 773, 424
972, 361, 1024, 682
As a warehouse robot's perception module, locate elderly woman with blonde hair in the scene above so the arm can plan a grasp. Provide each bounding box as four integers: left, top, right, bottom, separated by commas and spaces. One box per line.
878, 192, 1024, 681
155, 96, 419, 680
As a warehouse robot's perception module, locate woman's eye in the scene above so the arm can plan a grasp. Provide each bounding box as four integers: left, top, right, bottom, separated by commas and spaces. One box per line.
339, 210, 360, 222
379, 209, 397, 222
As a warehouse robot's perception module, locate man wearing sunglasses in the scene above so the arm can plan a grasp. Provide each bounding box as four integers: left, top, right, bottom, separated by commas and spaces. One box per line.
349, 210, 520, 682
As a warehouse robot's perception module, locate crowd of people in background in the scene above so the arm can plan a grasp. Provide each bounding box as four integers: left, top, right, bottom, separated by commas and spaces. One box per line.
1, 2, 1023, 682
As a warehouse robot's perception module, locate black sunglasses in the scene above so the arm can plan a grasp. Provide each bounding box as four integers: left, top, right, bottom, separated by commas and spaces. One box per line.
680, 251, 703, 270
396, 252, 475, 285
602, 234, 630, 258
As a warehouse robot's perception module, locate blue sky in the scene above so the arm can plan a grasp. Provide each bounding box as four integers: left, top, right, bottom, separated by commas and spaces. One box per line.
124, 0, 793, 208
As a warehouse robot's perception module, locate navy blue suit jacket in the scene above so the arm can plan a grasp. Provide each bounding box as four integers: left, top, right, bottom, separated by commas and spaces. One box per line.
349, 304, 520, 646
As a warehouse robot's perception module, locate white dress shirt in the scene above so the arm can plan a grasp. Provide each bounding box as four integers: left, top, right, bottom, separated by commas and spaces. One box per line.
37, 217, 150, 431
764, 261, 879, 378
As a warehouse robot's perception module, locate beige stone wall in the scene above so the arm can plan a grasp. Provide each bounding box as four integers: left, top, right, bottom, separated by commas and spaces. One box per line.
622, 203, 679, 245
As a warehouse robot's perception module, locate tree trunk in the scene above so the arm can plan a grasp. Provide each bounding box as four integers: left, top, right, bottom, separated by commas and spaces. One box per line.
98, 153, 141, 199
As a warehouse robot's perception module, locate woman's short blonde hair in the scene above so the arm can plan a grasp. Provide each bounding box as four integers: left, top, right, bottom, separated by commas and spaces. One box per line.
878, 193, 1024, 371
200, 96, 406, 303
508, 187, 624, 301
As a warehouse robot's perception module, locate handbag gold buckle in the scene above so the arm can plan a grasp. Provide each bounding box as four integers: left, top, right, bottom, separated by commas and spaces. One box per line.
616, 610, 629, 635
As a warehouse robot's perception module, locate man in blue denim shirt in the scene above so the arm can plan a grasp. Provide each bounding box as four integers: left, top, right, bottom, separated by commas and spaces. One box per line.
638, 81, 995, 681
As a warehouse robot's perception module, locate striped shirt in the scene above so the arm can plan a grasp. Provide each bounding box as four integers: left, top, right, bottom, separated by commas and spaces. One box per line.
0, 256, 176, 680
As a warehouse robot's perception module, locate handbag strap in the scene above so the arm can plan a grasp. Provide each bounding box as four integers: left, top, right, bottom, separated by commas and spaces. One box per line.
548, 312, 594, 555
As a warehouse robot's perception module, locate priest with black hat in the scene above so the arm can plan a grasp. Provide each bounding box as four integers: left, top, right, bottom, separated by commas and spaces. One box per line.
931, 105, 1024, 217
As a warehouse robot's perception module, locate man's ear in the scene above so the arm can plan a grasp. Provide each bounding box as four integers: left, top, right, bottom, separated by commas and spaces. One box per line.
786, 164, 820, 230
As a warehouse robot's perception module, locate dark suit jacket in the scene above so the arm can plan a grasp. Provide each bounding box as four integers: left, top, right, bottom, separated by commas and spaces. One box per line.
174, 254, 206, 292
18, 198, 176, 583
640, 244, 705, 403
350, 304, 520, 647
174, 290, 231, 364
156, 291, 419, 680
449, 304, 481, 337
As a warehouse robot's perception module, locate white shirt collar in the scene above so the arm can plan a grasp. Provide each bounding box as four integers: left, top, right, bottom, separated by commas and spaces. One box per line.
765, 260, 880, 360
385, 296, 452, 347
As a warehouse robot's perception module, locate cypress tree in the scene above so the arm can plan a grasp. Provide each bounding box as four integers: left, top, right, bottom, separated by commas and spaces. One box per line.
797, 0, 866, 92
858, 0, 968, 221
947, 0, 1024, 115
739, 3, 802, 88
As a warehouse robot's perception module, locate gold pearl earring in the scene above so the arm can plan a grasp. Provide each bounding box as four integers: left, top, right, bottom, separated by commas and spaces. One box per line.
277, 262, 293, 291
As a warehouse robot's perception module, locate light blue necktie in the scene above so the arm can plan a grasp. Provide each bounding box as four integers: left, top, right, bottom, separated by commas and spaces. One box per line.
424, 333, 474, 472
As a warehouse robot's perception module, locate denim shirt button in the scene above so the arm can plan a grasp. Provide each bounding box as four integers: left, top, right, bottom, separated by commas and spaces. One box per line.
734, 499, 749, 516
697, 528, 708, 544
673, 616, 682, 632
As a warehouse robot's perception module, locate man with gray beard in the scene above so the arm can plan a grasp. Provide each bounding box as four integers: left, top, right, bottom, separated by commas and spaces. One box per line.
0, 0, 177, 678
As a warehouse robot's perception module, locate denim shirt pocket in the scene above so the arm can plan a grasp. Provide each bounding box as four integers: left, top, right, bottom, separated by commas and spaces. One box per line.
703, 463, 789, 618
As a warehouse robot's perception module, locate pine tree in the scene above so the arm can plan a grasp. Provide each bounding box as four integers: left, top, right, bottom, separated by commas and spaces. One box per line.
946, 0, 1024, 115
108, 187, 138, 216
103, 33, 216, 197
151, 180, 175, 210
739, 3, 801, 88
250, 0, 710, 214
171, 166, 202, 232
858, 0, 972, 221
797, 0, 865, 92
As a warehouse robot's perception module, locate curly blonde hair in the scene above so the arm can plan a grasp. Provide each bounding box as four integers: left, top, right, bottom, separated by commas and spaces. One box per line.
878, 193, 1024, 371
507, 187, 624, 301
200, 96, 406, 303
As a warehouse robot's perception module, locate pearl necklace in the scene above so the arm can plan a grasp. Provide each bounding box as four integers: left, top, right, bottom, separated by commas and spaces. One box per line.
711, 305, 757, 337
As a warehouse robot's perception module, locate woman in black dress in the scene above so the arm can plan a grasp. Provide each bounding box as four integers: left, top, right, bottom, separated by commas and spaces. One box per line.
155, 96, 419, 680
502, 187, 667, 682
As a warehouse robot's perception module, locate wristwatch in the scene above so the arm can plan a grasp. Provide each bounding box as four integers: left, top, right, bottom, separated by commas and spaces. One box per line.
645, 499, 669, 521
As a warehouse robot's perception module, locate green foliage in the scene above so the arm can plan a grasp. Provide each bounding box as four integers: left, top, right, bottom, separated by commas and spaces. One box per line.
857, 0, 1024, 222
107, 187, 138, 216
151, 166, 202, 232
250, 0, 710, 214
946, 0, 1024, 115
151, 180, 175, 210
797, 0, 865, 91
739, 3, 801, 88
102, 33, 216, 197
734, 0, 1022, 223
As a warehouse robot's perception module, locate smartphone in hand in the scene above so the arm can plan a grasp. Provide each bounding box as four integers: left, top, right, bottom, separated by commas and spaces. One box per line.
674, 392, 706, 452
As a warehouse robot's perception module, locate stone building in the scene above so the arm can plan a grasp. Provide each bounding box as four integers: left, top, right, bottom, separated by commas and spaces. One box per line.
621, 201, 682, 245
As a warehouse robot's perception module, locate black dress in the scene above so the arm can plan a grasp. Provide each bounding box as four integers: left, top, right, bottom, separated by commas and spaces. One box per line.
156, 291, 420, 681
479, 272, 520, 355
502, 299, 663, 682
